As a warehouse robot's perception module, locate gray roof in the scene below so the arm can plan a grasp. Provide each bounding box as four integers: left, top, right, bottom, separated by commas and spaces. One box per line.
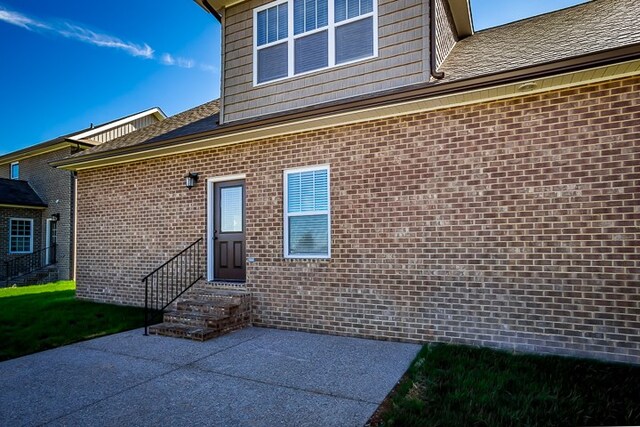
63, 0, 639, 161
72, 100, 220, 158
0, 179, 47, 208
0, 107, 165, 164
439, 0, 640, 82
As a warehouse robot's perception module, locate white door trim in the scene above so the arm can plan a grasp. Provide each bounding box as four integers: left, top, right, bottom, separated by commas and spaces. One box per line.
45, 218, 53, 264
206, 174, 246, 281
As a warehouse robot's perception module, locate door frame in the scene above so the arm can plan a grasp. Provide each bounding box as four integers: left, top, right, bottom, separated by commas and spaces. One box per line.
206, 174, 246, 282
45, 218, 56, 264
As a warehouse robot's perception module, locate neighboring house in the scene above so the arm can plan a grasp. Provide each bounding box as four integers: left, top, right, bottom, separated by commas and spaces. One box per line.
0, 108, 166, 285
53, 0, 640, 362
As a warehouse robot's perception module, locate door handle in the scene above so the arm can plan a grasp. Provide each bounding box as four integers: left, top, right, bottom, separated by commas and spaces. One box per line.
214, 230, 218, 240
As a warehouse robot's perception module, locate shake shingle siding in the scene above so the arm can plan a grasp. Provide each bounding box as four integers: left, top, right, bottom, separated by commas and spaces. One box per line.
222, 0, 428, 123
75, 76, 640, 363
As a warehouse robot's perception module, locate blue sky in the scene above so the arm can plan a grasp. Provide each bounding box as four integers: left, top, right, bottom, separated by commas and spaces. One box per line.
0, 0, 586, 155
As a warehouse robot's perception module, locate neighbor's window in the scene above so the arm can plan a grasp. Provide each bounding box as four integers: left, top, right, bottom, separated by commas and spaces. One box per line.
284, 165, 330, 258
10, 162, 19, 180
254, 0, 377, 84
9, 218, 33, 254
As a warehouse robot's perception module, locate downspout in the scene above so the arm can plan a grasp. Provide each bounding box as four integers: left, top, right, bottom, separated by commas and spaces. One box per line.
429, 0, 445, 80
219, 10, 226, 125
202, 0, 225, 124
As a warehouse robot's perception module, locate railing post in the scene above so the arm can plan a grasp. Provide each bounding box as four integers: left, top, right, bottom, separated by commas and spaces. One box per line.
144, 278, 149, 336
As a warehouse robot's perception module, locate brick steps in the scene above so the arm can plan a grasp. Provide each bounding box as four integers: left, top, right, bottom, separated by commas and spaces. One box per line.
3, 265, 58, 287
148, 287, 251, 342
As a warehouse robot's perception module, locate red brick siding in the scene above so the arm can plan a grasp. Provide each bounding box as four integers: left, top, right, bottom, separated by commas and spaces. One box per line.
76, 75, 640, 363
0, 208, 43, 265
0, 148, 75, 280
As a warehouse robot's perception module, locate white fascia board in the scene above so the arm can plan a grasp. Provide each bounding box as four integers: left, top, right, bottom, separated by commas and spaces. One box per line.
61, 59, 640, 171
71, 108, 166, 141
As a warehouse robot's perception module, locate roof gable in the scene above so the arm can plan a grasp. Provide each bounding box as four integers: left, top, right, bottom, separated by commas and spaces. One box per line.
0, 107, 166, 165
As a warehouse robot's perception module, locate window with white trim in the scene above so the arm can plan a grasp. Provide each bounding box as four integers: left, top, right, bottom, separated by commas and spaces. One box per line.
254, 0, 377, 85
9, 218, 33, 254
10, 162, 19, 180
284, 165, 330, 258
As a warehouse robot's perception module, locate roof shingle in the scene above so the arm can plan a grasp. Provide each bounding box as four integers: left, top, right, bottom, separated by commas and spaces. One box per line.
0, 179, 47, 208
73, 100, 220, 158
63, 0, 640, 161
439, 0, 640, 82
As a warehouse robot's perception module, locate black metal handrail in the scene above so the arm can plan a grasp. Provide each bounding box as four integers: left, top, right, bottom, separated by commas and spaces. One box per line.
143, 238, 203, 335
3, 244, 56, 286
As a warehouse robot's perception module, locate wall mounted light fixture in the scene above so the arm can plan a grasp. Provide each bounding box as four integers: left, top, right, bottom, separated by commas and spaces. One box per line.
50, 213, 60, 222
184, 172, 199, 190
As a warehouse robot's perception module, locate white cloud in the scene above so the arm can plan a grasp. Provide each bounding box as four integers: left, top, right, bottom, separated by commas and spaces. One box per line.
200, 64, 218, 73
0, 5, 214, 72
175, 57, 195, 69
161, 53, 196, 69
60, 24, 154, 58
161, 52, 175, 65
0, 7, 49, 30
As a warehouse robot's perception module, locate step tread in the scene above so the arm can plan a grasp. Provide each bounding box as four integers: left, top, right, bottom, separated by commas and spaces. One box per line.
177, 299, 239, 309
164, 310, 229, 321
148, 322, 218, 335
148, 322, 234, 341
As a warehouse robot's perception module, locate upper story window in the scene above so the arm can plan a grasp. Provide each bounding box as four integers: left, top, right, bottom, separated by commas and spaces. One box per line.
10, 162, 19, 180
254, 0, 377, 85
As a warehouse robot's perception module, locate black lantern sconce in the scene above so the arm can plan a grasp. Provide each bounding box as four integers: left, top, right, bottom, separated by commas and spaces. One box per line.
184, 172, 199, 190
50, 213, 60, 222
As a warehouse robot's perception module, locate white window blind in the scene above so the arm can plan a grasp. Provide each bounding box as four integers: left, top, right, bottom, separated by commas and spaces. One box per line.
284, 166, 330, 258
254, 0, 377, 85
256, 1, 289, 83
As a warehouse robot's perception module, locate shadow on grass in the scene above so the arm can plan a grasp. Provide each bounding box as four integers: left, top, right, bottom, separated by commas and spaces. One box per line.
0, 283, 148, 361
376, 343, 640, 427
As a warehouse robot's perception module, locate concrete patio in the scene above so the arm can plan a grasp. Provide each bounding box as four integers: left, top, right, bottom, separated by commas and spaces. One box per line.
0, 327, 421, 426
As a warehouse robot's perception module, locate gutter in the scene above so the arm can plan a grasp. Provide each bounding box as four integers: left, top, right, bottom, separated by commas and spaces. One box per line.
51, 42, 640, 169
0, 139, 93, 165
201, 0, 222, 22
0, 204, 47, 209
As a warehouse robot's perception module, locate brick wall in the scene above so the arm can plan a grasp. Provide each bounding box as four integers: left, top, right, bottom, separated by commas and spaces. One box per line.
0, 148, 75, 280
0, 207, 43, 266
76, 75, 639, 363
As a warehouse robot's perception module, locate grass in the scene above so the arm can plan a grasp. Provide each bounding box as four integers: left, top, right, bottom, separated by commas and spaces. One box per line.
0, 281, 147, 361
377, 343, 640, 427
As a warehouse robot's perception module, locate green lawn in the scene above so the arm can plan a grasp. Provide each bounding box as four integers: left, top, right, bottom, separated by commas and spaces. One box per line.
0, 281, 147, 361
377, 343, 640, 427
